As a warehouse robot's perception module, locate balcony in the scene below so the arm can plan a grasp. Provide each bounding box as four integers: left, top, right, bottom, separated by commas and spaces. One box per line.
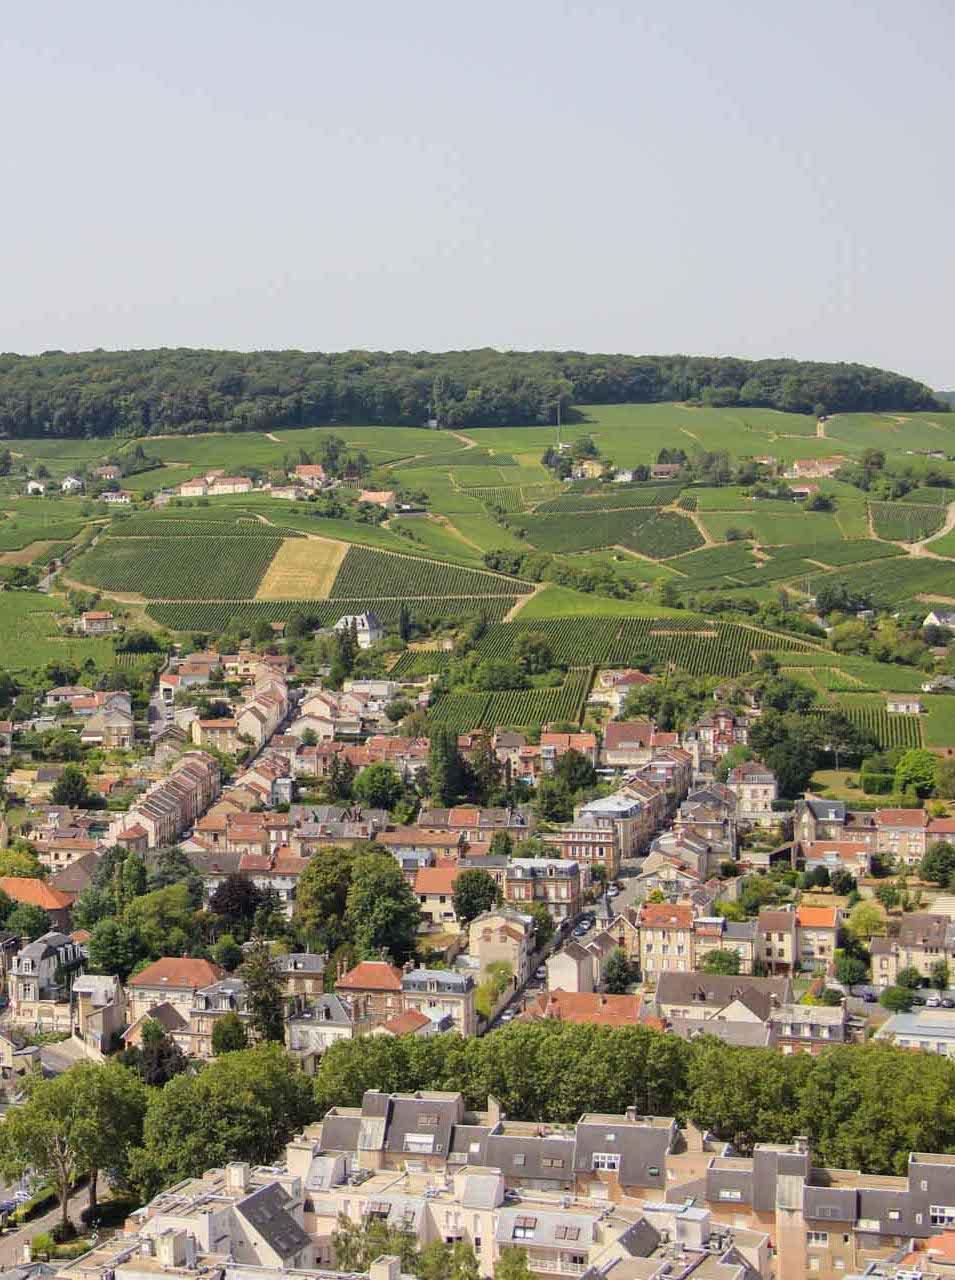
526, 1259, 587, 1275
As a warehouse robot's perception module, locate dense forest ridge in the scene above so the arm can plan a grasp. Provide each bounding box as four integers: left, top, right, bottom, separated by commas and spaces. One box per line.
0, 347, 941, 438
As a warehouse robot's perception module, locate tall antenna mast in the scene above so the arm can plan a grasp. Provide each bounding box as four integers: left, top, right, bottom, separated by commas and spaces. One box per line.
556, 398, 561, 450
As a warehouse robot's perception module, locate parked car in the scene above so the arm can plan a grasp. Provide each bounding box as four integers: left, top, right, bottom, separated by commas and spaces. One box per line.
535, 966, 546, 980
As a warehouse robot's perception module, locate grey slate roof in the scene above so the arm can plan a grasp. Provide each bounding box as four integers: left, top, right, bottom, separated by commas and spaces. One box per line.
236, 1183, 311, 1260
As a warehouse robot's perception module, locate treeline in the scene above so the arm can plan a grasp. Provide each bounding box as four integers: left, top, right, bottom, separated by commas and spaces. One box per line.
312, 1022, 955, 1177
0, 348, 939, 439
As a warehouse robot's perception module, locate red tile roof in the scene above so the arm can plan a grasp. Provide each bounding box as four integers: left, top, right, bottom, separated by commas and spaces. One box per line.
336, 960, 403, 992
796, 905, 840, 929
528, 989, 641, 1027
639, 902, 694, 929
878, 809, 929, 828
381, 1010, 431, 1035
128, 958, 224, 989
414, 866, 462, 896
0, 878, 74, 910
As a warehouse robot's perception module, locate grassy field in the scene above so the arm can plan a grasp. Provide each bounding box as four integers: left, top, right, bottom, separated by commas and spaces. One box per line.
512, 584, 700, 620
0, 592, 118, 672
255, 536, 346, 599
699, 510, 842, 546
387, 516, 486, 566
921, 696, 955, 748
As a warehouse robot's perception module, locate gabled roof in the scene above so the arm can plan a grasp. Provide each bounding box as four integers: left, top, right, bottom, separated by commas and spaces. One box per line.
877, 808, 929, 828
336, 960, 403, 992
639, 902, 694, 929
0, 878, 74, 910
796, 904, 839, 929
527, 989, 641, 1027
128, 957, 224, 989
414, 865, 462, 896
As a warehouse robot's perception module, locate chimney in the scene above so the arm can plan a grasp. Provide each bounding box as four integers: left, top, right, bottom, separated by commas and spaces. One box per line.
225, 1161, 250, 1194
370, 1258, 401, 1280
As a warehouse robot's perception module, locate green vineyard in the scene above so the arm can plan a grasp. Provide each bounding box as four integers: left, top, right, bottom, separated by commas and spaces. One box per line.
146, 596, 521, 632
869, 501, 946, 542
72, 535, 285, 599
511, 509, 703, 557
328, 545, 532, 599
533, 486, 676, 514
109, 515, 302, 537
388, 650, 453, 677
460, 487, 525, 512
469, 616, 814, 677
811, 699, 923, 750
428, 668, 594, 731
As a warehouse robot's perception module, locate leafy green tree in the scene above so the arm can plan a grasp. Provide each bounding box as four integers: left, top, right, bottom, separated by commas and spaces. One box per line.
514, 631, 553, 675
345, 850, 421, 962
700, 949, 741, 976
931, 959, 951, 992
121, 852, 147, 900
129, 1044, 315, 1198
212, 933, 243, 971
293, 845, 356, 950
0, 1063, 146, 1230
209, 872, 262, 933
847, 900, 886, 942
0, 847, 43, 878
834, 953, 868, 986
429, 727, 464, 805
921, 841, 955, 886
896, 966, 923, 990
119, 1017, 189, 1087
452, 869, 501, 926
6, 902, 51, 940
894, 749, 939, 798
72, 885, 116, 930
212, 1012, 249, 1055
332, 1213, 418, 1272
489, 831, 513, 858
124, 883, 197, 958
88, 918, 144, 980
495, 1248, 533, 1280
468, 732, 503, 804
879, 985, 915, 1012
535, 776, 573, 822
829, 868, 856, 897
241, 939, 285, 1043
528, 902, 554, 951
604, 948, 633, 993
51, 765, 94, 808
353, 762, 404, 811
554, 749, 596, 793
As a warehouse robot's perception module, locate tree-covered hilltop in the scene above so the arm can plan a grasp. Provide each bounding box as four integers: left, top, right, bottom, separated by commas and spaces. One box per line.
0, 347, 940, 439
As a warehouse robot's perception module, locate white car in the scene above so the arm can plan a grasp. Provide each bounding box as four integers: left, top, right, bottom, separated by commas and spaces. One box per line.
607, 887, 620, 898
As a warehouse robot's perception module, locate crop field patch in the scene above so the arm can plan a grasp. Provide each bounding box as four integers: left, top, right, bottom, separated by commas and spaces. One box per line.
255, 536, 347, 599
511, 509, 702, 557
328, 545, 532, 599
70, 535, 283, 600
869, 501, 946, 542
146, 596, 520, 631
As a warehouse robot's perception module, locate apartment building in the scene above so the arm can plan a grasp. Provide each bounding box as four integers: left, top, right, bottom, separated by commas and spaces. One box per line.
876, 809, 930, 866
126, 957, 225, 1023
108, 751, 221, 848
870, 914, 954, 988
400, 968, 476, 1037
726, 761, 778, 827
468, 907, 534, 987
795, 904, 842, 971
8, 930, 85, 1028
540, 815, 621, 879
417, 805, 536, 843
504, 859, 583, 920
414, 864, 463, 927
638, 902, 695, 977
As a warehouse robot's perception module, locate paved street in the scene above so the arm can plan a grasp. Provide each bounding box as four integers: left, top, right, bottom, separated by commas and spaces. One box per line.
0, 1179, 100, 1266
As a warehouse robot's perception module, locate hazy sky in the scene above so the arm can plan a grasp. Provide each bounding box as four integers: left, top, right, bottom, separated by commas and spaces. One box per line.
2, 1, 952, 386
